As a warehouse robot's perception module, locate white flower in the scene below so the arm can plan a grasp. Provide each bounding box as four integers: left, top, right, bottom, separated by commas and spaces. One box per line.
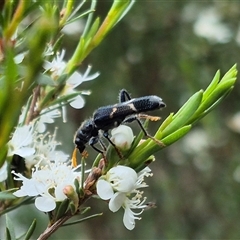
44, 49, 99, 109
96, 165, 152, 230
7, 125, 35, 158
25, 130, 69, 169
36, 107, 61, 133
0, 162, 8, 182
43, 49, 66, 77
12, 160, 81, 212
63, 65, 100, 109
97, 166, 137, 200
111, 125, 134, 150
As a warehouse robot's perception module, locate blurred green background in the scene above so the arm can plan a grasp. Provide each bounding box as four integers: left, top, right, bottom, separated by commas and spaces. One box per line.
4, 1, 240, 239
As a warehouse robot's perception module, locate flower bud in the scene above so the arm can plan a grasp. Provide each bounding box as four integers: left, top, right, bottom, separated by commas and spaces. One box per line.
111, 125, 134, 151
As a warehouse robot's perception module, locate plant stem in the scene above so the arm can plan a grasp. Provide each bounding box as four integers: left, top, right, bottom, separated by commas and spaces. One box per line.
37, 215, 72, 240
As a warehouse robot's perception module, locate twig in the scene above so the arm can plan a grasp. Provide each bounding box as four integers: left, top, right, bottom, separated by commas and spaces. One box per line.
37, 215, 72, 240
25, 85, 40, 124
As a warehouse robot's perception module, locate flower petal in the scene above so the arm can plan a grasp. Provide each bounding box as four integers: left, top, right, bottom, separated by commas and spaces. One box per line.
123, 207, 136, 230
109, 192, 126, 212
107, 166, 137, 193
111, 125, 134, 150
67, 72, 83, 87
12, 173, 40, 197
0, 162, 8, 182
35, 196, 56, 212
14, 147, 35, 158
55, 183, 68, 201
96, 179, 114, 200
70, 95, 85, 109
82, 65, 100, 82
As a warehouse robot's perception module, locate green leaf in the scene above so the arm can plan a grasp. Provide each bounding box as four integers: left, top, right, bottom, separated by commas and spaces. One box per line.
62, 213, 103, 227
187, 66, 237, 124
0, 192, 16, 200
0, 49, 18, 165
69, 202, 77, 215
193, 88, 233, 123
49, 91, 82, 107
5, 215, 16, 240
85, 17, 100, 42
134, 155, 155, 173
161, 90, 203, 138
54, 199, 70, 221
5, 227, 11, 240
157, 113, 174, 133
66, 0, 135, 70
80, 207, 91, 215
202, 69, 220, 101
221, 64, 237, 82
74, 178, 80, 195
37, 74, 56, 86
162, 125, 192, 146
130, 125, 192, 168
67, 10, 95, 25
115, 0, 135, 25
24, 219, 37, 240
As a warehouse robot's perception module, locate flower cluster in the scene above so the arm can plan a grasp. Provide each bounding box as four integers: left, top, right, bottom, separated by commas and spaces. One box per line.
96, 165, 153, 230
12, 160, 81, 212
2, 50, 99, 177
7, 119, 67, 171
44, 50, 100, 109
2, 49, 100, 215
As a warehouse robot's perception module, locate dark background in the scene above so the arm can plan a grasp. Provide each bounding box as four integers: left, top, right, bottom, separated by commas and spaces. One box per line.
6, 1, 240, 239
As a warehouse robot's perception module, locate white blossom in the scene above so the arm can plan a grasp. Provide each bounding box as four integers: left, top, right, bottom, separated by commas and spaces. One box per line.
0, 162, 8, 182
36, 107, 61, 133
111, 125, 134, 150
63, 65, 100, 109
97, 166, 137, 199
43, 49, 66, 77
12, 160, 81, 212
7, 125, 35, 158
44, 49, 99, 109
25, 130, 68, 169
96, 165, 152, 230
